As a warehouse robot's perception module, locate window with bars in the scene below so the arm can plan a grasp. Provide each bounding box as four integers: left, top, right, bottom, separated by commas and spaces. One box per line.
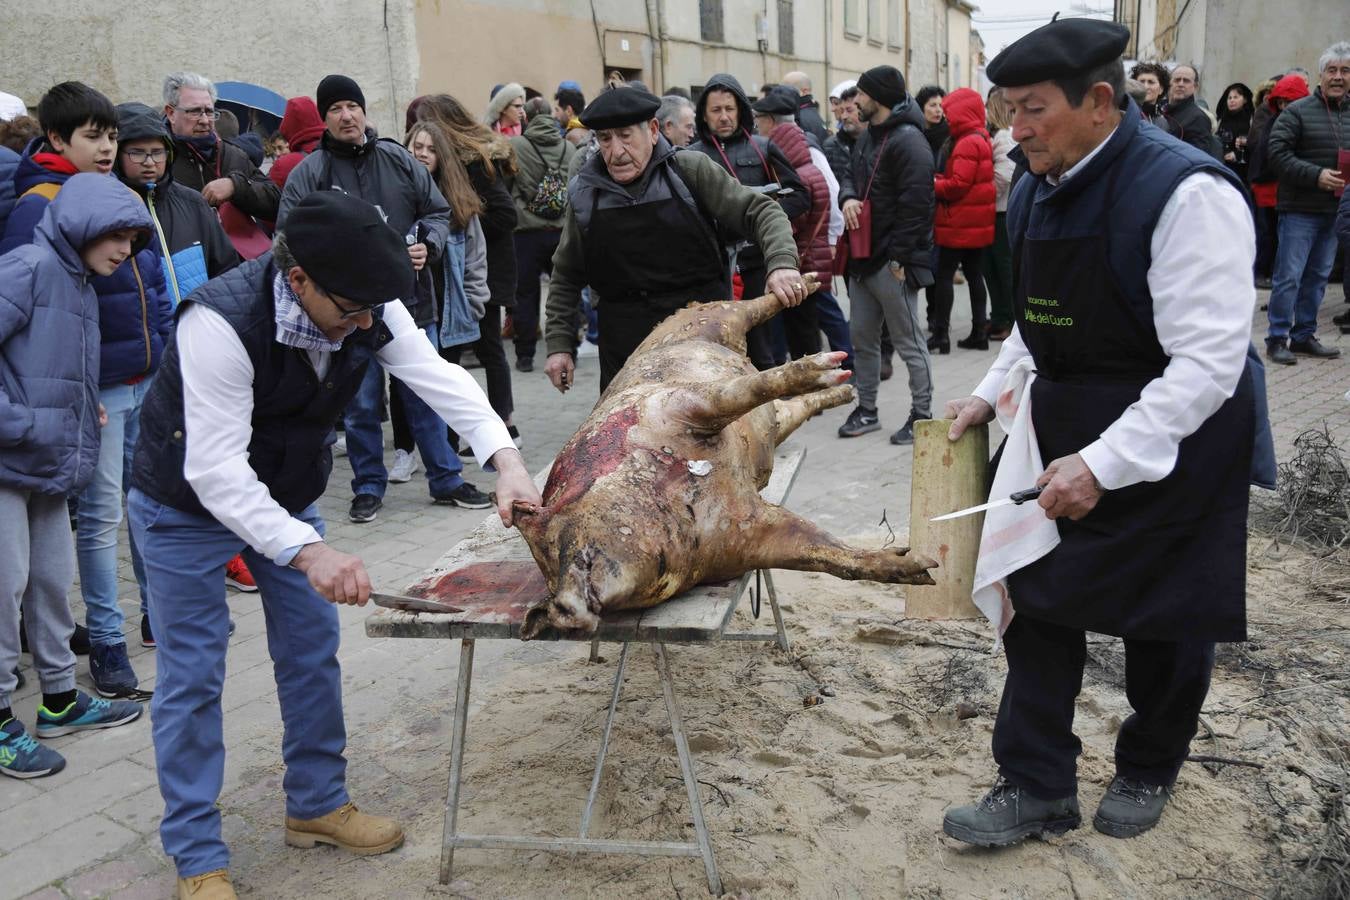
843, 0, 860, 36
867, 0, 882, 42
778, 0, 794, 55
700, 0, 724, 43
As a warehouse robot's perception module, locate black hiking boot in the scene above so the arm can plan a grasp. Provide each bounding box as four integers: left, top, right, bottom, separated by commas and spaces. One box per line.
1092, 776, 1170, 838
942, 776, 1081, 847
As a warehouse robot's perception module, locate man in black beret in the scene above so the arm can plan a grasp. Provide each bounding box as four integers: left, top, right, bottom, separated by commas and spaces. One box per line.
127, 191, 541, 898
543, 87, 804, 392
941, 17, 1272, 847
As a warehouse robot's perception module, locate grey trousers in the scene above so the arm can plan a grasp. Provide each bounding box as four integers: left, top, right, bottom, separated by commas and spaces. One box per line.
0, 486, 77, 708
848, 268, 934, 414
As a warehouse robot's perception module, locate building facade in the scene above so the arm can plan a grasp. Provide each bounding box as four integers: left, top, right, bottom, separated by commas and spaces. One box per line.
0, 0, 980, 138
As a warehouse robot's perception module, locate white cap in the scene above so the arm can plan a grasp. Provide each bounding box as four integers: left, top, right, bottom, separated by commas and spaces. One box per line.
0, 91, 27, 121
828, 80, 857, 100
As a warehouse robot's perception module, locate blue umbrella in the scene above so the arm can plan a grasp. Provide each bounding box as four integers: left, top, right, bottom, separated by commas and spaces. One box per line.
215, 81, 288, 135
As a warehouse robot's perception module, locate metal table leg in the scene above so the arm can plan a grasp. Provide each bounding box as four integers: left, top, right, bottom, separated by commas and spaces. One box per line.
589, 636, 601, 663
580, 642, 630, 838
654, 643, 722, 895
762, 570, 790, 651
439, 637, 475, 885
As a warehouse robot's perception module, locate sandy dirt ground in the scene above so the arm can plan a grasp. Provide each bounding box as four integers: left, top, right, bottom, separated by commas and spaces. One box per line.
221, 532, 1348, 900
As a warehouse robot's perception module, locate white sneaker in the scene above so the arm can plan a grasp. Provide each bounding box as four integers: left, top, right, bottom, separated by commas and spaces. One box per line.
333, 434, 347, 457
577, 340, 599, 358
388, 449, 419, 483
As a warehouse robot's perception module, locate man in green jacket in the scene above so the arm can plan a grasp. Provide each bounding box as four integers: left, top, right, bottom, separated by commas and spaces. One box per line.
543, 88, 803, 393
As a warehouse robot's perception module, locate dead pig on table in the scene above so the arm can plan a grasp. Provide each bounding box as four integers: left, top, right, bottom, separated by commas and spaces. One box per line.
512, 276, 939, 638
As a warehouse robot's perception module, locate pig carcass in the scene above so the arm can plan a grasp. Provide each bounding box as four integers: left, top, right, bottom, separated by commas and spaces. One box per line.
513, 279, 938, 639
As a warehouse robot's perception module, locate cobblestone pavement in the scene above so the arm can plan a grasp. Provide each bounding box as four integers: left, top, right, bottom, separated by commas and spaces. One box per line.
4, 280, 1346, 899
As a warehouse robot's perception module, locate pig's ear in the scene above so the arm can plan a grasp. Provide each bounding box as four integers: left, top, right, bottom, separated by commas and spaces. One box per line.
521, 600, 554, 640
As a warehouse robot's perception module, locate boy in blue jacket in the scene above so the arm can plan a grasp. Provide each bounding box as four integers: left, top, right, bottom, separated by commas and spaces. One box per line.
2, 82, 174, 696
0, 173, 152, 779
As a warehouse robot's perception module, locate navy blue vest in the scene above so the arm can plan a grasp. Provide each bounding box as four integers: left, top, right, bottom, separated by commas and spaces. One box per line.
1007, 101, 1276, 487
132, 254, 391, 518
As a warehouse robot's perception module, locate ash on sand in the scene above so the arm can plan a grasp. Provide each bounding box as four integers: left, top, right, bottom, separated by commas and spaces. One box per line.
254, 535, 1345, 899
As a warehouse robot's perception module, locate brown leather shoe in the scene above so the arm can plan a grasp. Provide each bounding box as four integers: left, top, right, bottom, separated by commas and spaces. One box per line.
285, 801, 405, 856
177, 869, 236, 899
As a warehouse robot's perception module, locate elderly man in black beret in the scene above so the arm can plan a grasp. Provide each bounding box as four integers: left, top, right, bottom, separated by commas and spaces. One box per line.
941, 18, 1274, 847
127, 191, 541, 900
543, 87, 803, 392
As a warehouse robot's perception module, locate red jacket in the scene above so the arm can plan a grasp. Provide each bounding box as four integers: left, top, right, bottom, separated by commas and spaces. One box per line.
769, 121, 832, 279
269, 97, 326, 189
934, 88, 995, 248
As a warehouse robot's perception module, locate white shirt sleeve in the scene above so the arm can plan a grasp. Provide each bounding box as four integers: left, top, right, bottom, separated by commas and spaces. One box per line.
809, 147, 845, 245
178, 304, 323, 562
375, 299, 514, 466
1078, 172, 1255, 489
973, 324, 1032, 406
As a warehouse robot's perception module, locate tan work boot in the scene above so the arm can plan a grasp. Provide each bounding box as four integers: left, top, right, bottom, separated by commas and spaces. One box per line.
285, 801, 405, 855
177, 869, 236, 899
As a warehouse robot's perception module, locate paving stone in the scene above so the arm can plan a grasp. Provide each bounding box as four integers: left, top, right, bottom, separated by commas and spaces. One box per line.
3, 815, 138, 900
0, 759, 156, 854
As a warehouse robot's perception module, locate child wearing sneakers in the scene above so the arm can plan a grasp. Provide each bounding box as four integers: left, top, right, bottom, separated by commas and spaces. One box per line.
0, 173, 153, 778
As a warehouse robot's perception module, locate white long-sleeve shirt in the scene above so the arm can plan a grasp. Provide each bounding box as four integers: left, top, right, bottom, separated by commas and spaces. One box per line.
808, 146, 845, 245
973, 140, 1255, 491
177, 298, 513, 562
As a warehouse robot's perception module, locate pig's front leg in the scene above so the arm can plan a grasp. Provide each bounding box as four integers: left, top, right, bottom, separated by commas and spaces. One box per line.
685, 351, 852, 435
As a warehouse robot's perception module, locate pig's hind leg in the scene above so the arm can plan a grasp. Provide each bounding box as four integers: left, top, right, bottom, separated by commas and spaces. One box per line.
687, 350, 852, 435
730, 502, 939, 585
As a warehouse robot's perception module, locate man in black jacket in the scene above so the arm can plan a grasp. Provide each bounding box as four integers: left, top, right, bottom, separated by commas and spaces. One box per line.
1164, 65, 1222, 159
782, 71, 830, 144
836, 66, 935, 445
691, 73, 810, 369
162, 72, 280, 224
1265, 42, 1350, 361
824, 85, 863, 187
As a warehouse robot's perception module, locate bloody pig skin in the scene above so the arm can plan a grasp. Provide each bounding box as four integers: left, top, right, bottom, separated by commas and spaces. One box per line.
513, 279, 939, 639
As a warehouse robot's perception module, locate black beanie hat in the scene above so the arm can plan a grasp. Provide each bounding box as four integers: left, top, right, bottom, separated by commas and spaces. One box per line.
285, 191, 413, 306
857, 66, 907, 109
316, 74, 366, 118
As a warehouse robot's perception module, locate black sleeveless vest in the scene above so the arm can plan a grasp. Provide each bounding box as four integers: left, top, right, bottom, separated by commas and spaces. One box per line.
131, 254, 391, 518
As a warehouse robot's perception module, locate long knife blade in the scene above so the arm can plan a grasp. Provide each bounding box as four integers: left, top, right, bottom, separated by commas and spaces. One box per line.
370, 592, 463, 615
930, 486, 1044, 522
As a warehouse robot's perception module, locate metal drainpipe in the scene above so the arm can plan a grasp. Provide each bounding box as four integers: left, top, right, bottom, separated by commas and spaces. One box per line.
644, 0, 664, 92
824, 0, 832, 94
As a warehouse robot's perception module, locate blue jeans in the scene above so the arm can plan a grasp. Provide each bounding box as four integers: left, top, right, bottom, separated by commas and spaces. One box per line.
77, 380, 151, 645
345, 349, 463, 500
1267, 211, 1338, 344
815, 290, 855, 370
128, 489, 349, 878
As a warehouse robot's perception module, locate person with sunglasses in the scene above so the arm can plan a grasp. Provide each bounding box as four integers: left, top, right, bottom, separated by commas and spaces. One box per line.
161, 71, 279, 223
126, 190, 540, 900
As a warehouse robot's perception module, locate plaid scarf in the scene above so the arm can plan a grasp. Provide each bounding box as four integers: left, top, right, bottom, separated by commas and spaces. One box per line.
273, 273, 344, 352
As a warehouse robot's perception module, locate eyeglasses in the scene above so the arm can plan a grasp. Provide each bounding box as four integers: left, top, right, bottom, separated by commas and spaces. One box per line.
123, 148, 168, 163
174, 106, 220, 120
323, 290, 386, 321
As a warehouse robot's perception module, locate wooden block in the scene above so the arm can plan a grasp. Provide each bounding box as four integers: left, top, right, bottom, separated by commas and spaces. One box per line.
907, 419, 989, 619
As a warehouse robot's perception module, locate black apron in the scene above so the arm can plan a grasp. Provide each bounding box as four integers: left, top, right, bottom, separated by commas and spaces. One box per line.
584, 167, 726, 392
1005, 223, 1252, 643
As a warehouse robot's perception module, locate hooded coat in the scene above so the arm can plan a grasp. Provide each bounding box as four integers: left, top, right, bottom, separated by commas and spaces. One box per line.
838, 96, 935, 278
269, 97, 326, 189
769, 121, 831, 279
934, 88, 995, 248
2, 137, 175, 386
1247, 75, 1310, 208
0, 173, 152, 494
461, 136, 520, 307
690, 73, 810, 270
114, 102, 239, 301
507, 112, 577, 232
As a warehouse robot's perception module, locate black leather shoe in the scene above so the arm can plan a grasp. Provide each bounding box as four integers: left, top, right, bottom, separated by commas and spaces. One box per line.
957, 332, 989, 351
1093, 776, 1170, 838
1289, 337, 1341, 358
348, 494, 382, 523
943, 776, 1081, 847
1266, 340, 1297, 366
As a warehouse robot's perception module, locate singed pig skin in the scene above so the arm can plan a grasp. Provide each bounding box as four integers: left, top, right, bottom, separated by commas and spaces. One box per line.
514, 281, 938, 639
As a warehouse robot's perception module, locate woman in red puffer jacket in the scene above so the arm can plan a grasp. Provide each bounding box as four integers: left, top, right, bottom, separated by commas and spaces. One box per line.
930, 87, 995, 352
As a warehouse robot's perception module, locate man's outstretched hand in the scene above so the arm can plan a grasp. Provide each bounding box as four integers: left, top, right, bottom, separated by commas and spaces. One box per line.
488, 447, 543, 527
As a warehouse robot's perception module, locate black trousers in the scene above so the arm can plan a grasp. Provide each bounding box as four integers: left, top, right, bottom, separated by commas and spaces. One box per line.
992, 613, 1215, 800
743, 267, 823, 370
441, 302, 514, 420
932, 245, 989, 338
512, 229, 561, 362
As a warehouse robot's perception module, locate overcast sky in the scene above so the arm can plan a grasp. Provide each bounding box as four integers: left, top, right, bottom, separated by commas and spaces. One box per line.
971, 1, 1115, 61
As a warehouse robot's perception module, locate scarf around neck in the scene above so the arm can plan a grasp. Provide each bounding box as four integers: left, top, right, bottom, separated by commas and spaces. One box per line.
273, 272, 344, 352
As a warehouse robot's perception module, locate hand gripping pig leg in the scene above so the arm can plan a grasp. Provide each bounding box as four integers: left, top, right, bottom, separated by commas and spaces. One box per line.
723, 273, 822, 335
733, 502, 939, 585
687, 350, 852, 435
771, 384, 854, 446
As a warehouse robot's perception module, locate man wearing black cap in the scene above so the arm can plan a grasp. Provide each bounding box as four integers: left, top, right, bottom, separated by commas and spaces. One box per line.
941, 18, 1271, 847
279, 74, 464, 524
127, 191, 540, 899
835, 64, 936, 445
542, 87, 802, 393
